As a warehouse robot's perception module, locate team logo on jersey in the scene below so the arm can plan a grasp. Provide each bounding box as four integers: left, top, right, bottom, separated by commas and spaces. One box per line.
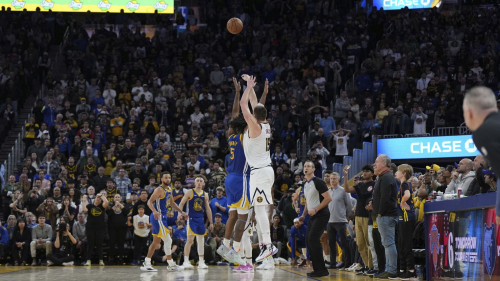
429, 224, 440, 270
257, 196, 263, 203
367, 186, 373, 192
194, 198, 204, 211
484, 223, 496, 277
90, 207, 102, 217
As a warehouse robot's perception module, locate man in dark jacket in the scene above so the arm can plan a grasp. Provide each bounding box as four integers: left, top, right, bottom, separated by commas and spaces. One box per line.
120, 138, 138, 163
91, 167, 109, 193
466, 154, 490, 196
390, 106, 411, 135
372, 154, 398, 279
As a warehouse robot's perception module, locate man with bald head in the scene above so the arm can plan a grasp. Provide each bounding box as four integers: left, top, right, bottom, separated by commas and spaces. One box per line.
465, 154, 490, 196
463, 86, 500, 222
444, 158, 475, 195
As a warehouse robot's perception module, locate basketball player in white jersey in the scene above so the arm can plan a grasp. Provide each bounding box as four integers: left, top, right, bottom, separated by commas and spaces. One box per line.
240, 75, 277, 262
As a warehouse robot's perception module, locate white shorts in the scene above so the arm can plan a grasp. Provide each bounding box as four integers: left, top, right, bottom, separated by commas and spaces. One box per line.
249, 166, 274, 206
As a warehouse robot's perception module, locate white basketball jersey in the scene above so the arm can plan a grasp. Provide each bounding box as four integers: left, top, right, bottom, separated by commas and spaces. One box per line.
243, 123, 272, 169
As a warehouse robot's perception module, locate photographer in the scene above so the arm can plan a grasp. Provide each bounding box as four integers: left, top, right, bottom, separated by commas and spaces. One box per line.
47, 222, 77, 266
81, 191, 108, 266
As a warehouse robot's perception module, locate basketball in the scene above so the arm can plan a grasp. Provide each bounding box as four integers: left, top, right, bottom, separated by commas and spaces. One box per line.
227, 17, 243, 34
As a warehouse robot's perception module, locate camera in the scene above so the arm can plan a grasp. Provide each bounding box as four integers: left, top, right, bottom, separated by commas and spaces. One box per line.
58, 222, 67, 233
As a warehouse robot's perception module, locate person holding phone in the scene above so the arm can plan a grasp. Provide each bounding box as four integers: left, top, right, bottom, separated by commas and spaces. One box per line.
47, 222, 77, 266
81, 191, 108, 266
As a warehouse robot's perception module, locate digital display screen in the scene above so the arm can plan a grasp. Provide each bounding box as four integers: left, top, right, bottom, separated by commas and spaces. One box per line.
372, 0, 440, 10
5, 0, 173, 13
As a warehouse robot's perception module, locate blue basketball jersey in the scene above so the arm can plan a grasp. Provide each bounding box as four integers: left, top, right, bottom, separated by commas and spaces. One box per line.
188, 189, 206, 218
227, 134, 249, 175
153, 185, 171, 214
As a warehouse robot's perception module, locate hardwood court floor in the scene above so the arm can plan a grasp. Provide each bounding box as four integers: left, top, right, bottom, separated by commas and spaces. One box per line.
0, 265, 378, 280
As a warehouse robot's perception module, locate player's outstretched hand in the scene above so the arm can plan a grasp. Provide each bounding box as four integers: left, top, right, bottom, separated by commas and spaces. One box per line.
233, 77, 241, 92
209, 223, 214, 232
264, 78, 269, 94
247, 76, 257, 88
241, 74, 250, 81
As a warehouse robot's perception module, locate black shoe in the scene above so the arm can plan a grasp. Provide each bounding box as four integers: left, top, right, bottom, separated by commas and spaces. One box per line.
40, 259, 47, 266
399, 271, 416, 280
356, 266, 367, 275
327, 264, 337, 270
366, 269, 379, 275
307, 271, 330, 277
376, 271, 398, 279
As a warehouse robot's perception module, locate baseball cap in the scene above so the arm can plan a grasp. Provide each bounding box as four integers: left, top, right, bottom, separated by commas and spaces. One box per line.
86, 140, 92, 144
216, 186, 224, 192
214, 213, 222, 217
293, 218, 301, 223
483, 167, 495, 176
143, 84, 148, 87
43, 130, 49, 134
188, 166, 195, 171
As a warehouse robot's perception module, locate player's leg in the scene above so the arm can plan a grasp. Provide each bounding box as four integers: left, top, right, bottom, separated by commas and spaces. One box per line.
322, 232, 330, 264
196, 235, 208, 269
141, 215, 164, 271
183, 234, 196, 269
223, 174, 239, 249
160, 233, 184, 271
251, 168, 275, 262
226, 208, 249, 265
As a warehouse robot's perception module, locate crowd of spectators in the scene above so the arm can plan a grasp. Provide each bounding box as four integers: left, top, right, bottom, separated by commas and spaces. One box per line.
0, 0, 499, 276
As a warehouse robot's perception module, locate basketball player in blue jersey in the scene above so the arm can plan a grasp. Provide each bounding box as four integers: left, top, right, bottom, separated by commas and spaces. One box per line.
178, 177, 214, 269
240, 75, 277, 262
141, 172, 186, 272
217, 77, 268, 269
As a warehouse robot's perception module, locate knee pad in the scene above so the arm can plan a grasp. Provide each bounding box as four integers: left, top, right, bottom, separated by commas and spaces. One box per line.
161, 235, 172, 255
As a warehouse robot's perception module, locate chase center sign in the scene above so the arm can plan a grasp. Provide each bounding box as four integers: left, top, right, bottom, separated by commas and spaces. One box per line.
377, 135, 480, 160
373, 0, 441, 10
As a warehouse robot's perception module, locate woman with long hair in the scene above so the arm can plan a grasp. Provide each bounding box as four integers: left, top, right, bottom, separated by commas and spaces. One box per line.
106, 194, 129, 265
11, 218, 31, 266
31, 152, 40, 171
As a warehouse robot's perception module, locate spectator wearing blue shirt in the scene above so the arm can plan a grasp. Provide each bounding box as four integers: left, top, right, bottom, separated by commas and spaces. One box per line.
372, 75, 383, 92
41, 103, 58, 127
355, 68, 372, 93
210, 187, 228, 224
262, 64, 277, 83
172, 218, 187, 247
319, 110, 336, 150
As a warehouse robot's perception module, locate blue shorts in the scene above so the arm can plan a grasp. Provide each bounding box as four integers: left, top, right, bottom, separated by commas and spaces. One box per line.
150, 213, 170, 238
225, 173, 250, 210
187, 216, 206, 236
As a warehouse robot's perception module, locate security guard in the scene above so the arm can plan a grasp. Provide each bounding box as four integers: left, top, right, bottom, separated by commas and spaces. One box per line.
463, 86, 500, 223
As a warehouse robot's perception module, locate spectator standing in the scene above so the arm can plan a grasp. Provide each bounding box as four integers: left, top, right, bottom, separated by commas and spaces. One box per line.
30, 214, 53, 266
130, 205, 150, 265
107, 194, 129, 265
209, 187, 228, 225
343, 164, 375, 274
326, 172, 353, 270
298, 161, 331, 278
334, 91, 351, 123
395, 164, 417, 279
332, 128, 350, 164
372, 155, 398, 279
320, 110, 336, 150
81, 192, 108, 266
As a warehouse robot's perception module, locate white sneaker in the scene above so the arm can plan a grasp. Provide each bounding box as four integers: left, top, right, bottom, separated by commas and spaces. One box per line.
47, 260, 54, 266
226, 247, 247, 266
256, 262, 267, 270
198, 261, 208, 269
266, 258, 275, 269
216, 244, 230, 259
349, 263, 362, 272
346, 264, 357, 271
140, 262, 158, 272
255, 244, 278, 262
62, 261, 74, 266
167, 264, 184, 271
183, 261, 194, 269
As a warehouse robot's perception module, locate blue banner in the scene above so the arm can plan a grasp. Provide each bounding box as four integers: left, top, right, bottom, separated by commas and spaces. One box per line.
372, 0, 439, 10
377, 135, 480, 160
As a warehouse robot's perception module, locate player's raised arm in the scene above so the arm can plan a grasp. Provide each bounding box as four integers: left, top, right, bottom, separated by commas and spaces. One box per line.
259, 78, 269, 105
242, 74, 264, 110
231, 77, 241, 120
240, 76, 261, 137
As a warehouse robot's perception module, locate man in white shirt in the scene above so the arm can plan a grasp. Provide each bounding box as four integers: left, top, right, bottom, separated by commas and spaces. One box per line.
314, 72, 327, 94
131, 80, 144, 98
416, 73, 430, 90
190, 106, 204, 124
103, 83, 116, 105
332, 128, 351, 163
135, 84, 153, 102
445, 158, 476, 195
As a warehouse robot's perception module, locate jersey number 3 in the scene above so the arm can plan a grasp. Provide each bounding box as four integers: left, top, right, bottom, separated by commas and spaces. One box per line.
266, 137, 270, 152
